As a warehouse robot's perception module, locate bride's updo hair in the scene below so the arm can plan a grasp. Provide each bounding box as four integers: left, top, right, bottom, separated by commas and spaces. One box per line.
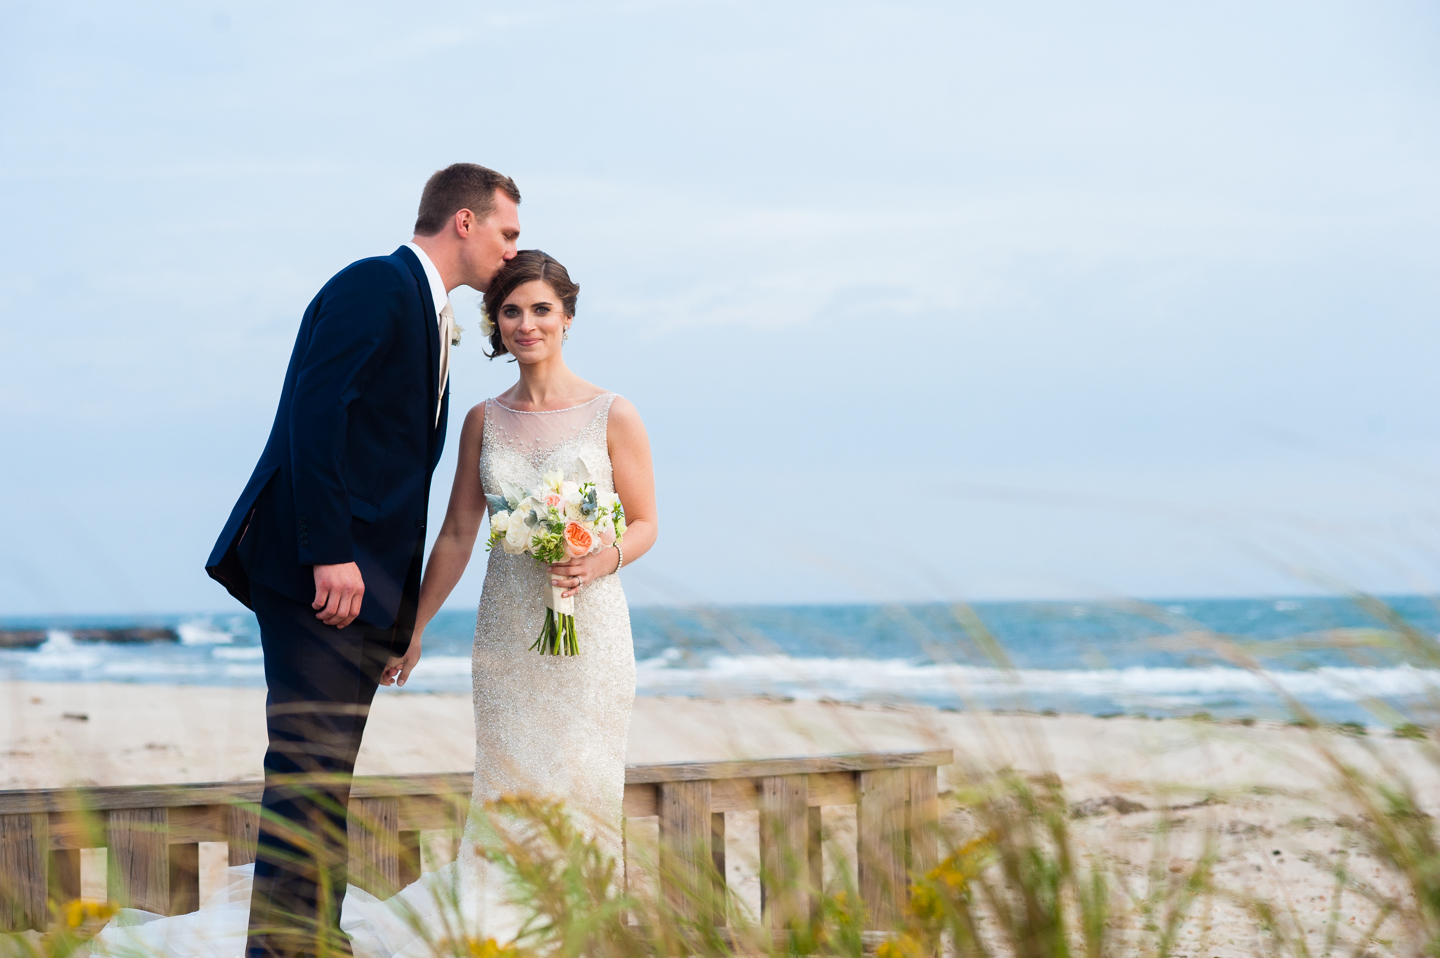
482, 250, 580, 360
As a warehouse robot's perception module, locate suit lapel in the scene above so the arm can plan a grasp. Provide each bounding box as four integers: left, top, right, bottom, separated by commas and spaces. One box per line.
393, 245, 441, 434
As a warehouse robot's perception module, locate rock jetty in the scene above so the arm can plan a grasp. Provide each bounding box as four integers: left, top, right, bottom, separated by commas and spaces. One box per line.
0, 630, 47, 649
71, 627, 180, 643
0, 627, 181, 647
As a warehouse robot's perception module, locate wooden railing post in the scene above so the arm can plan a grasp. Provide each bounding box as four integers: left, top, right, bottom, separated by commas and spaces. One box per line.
169, 842, 200, 914
0, 812, 49, 931
908, 766, 939, 879
228, 803, 260, 866
51, 849, 81, 909
710, 812, 726, 927
808, 805, 823, 924
658, 780, 711, 924
399, 829, 422, 888
108, 807, 170, 913
858, 768, 908, 929
759, 774, 809, 930
348, 796, 400, 898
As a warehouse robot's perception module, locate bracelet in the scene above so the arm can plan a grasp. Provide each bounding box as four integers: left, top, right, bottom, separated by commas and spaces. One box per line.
614, 542, 624, 572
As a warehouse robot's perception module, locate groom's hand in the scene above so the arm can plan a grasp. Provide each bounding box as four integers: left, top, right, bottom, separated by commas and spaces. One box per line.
313, 562, 365, 628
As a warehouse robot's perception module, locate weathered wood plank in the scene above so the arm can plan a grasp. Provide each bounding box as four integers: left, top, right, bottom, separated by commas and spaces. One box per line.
5, 783, 265, 815
759, 775, 809, 930
108, 807, 170, 913
395, 793, 464, 833
857, 768, 907, 929
0, 773, 468, 815
908, 766, 939, 879
348, 797, 400, 898
351, 774, 474, 801
710, 812, 726, 927
0, 752, 950, 815
658, 780, 711, 924
806, 771, 858, 807
0, 812, 49, 932
50, 848, 81, 907
623, 783, 657, 818
227, 804, 260, 866
711, 777, 759, 813
46, 809, 106, 851
398, 830, 422, 889
169, 842, 200, 915
168, 805, 227, 844
808, 806, 823, 924
627, 750, 953, 785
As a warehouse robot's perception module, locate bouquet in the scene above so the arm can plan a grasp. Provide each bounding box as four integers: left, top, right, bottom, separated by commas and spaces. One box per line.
485, 458, 626, 655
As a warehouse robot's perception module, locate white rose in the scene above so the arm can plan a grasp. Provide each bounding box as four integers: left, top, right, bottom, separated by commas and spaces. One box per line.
504, 517, 530, 553
560, 481, 580, 498
490, 510, 511, 534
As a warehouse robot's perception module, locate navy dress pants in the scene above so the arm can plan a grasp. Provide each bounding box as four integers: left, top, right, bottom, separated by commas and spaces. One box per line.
245, 582, 392, 958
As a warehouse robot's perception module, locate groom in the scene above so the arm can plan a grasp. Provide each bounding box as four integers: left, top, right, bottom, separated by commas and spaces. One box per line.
206, 163, 520, 958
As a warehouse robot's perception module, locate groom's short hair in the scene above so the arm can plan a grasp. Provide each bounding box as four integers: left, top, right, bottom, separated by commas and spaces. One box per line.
414, 163, 521, 236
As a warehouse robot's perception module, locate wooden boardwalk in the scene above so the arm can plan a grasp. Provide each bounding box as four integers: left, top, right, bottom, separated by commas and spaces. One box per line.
0, 749, 951, 934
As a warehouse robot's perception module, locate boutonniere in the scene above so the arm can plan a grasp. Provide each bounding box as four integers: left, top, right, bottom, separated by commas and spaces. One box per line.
451, 321, 464, 347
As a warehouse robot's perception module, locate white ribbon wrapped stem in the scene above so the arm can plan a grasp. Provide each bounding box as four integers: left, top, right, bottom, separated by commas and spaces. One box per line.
543, 580, 576, 616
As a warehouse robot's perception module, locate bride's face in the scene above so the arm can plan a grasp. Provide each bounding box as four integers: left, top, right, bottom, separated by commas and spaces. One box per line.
498, 280, 569, 363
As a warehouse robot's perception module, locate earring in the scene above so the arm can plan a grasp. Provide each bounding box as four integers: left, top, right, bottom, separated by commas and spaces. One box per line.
563, 326, 570, 341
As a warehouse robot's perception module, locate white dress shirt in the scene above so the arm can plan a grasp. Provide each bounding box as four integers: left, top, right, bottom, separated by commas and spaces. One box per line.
404, 241, 451, 326
404, 241, 454, 424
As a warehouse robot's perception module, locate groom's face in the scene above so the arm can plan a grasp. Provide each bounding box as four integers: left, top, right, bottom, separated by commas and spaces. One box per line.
464, 191, 521, 291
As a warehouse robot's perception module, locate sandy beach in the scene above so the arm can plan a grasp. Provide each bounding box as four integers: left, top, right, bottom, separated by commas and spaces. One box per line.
4, 681, 1431, 955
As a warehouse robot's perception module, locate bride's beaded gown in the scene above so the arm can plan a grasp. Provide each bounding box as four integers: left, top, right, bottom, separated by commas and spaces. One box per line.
92, 394, 636, 958
456, 392, 636, 936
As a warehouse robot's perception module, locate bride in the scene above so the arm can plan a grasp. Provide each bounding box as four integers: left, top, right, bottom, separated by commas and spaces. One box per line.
93, 250, 657, 958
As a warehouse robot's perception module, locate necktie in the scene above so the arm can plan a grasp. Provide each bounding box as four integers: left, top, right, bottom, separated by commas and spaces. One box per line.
437, 301, 453, 426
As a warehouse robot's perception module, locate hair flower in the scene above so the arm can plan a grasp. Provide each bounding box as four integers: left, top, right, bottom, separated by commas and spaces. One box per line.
478, 302, 495, 338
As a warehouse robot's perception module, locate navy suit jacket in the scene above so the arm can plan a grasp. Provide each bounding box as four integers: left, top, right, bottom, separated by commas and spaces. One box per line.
206, 246, 448, 648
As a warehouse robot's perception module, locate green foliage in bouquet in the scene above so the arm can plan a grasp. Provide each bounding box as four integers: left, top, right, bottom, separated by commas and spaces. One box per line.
482, 460, 625, 657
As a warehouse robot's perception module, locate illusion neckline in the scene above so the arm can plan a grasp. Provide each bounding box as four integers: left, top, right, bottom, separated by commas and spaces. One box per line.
490, 393, 609, 415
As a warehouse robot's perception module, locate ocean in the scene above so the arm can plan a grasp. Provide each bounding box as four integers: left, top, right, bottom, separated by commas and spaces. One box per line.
4, 596, 1440, 726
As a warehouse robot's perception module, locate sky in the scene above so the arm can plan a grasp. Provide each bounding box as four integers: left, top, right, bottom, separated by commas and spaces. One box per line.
2, 1, 1439, 616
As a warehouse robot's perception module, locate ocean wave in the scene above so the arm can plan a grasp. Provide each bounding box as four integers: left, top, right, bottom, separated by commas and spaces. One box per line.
22, 631, 103, 670
102, 661, 213, 676
408, 655, 473, 678
634, 653, 1440, 703
178, 621, 234, 644
211, 647, 264, 660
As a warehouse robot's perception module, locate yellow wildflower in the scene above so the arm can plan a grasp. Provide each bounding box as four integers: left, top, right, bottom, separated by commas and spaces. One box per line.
64, 899, 117, 928
876, 932, 927, 958
908, 882, 943, 921
440, 936, 525, 958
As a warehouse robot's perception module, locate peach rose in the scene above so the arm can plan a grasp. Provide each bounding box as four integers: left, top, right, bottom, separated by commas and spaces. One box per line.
543, 492, 564, 511
564, 522, 594, 557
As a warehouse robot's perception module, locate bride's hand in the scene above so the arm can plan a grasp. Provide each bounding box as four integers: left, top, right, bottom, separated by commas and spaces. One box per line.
380, 635, 422, 688
549, 547, 620, 599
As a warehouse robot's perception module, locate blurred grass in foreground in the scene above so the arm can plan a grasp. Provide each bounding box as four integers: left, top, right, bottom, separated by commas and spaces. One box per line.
7, 592, 1440, 956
